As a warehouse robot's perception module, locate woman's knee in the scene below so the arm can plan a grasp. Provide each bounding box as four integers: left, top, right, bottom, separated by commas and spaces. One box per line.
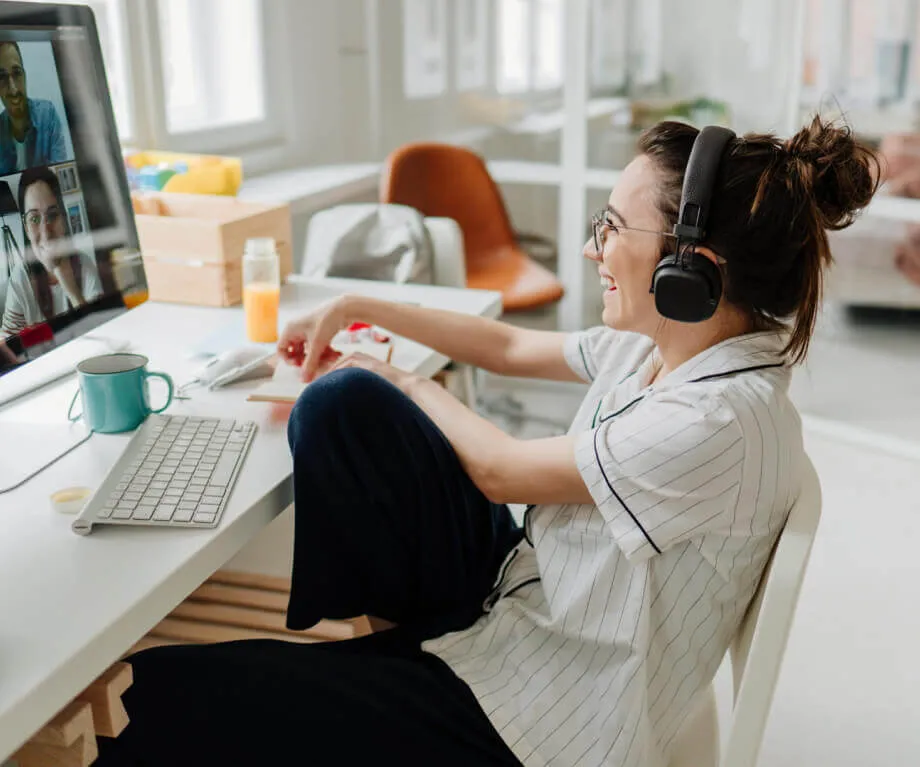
286, 368, 407, 453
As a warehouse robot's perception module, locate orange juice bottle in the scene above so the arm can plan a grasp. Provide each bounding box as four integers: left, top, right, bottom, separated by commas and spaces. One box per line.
242, 237, 281, 343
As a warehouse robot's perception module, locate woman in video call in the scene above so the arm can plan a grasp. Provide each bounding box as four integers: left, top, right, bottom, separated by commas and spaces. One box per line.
0, 166, 100, 337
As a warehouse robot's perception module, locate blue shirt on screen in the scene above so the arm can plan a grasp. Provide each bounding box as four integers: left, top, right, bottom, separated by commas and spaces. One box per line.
0, 97, 68, 174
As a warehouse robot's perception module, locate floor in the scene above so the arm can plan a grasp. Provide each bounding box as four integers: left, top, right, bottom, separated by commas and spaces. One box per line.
477, 301, 920, 767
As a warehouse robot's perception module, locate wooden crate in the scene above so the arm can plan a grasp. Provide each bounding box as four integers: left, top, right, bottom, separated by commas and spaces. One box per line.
135, 193, 294, 307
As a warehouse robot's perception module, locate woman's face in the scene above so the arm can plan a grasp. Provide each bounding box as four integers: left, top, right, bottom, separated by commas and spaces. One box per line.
23, 181, 66, 268
584, 154, 669, 335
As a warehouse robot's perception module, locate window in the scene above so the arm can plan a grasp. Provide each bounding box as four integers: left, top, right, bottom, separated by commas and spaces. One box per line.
803, 0, 919, 109
497, 0, 531, 94
158, 0, 265, 133
455, 0, 488, 92
403, 0, 448, 98
497, 0, 562, 95
590, 0, 628, 91
32, 0, 132, 139
33, 0, 290, 169
533, 0, 562, 89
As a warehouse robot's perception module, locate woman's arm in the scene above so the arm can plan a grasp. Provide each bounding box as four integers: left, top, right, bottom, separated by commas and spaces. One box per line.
333, 353, 593, 505
341, 294, 581, 381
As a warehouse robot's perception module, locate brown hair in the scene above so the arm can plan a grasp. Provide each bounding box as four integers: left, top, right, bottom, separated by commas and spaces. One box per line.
638, 115, 880, 363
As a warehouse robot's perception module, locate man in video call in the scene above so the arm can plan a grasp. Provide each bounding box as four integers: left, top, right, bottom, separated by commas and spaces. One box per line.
0, 41, 67, 174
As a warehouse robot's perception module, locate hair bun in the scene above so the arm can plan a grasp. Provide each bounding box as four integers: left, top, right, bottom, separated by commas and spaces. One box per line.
784, 115, 879, 230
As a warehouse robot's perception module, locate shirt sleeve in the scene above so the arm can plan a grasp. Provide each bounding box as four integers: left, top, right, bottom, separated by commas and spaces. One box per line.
563, 326, 621, 382
575, 388, 745, 563
1, 268, 30, 337
47, 102, 67, 163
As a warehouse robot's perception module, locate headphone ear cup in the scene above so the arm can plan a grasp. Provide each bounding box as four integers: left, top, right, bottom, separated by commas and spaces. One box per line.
651, 250, 723, 322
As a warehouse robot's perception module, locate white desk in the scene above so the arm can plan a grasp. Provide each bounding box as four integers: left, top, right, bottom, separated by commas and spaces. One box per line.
0, 277, 501, 762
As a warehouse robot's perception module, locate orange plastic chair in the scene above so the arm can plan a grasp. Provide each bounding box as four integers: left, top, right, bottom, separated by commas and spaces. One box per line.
380, 143, 564, 312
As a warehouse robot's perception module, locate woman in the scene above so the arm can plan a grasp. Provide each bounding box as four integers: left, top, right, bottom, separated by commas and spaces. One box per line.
0, 166, 100, 337
96, 117, 877, 767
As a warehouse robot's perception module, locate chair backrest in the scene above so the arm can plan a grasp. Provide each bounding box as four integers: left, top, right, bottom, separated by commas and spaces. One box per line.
379, 143, 517, 267
670, 454, 822, 767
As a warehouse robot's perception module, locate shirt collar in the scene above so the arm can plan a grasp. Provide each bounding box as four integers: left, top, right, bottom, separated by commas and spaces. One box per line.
650, 330, 790, 391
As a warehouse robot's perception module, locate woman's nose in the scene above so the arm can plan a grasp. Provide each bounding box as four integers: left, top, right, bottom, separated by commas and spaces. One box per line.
583, 238, 600, 261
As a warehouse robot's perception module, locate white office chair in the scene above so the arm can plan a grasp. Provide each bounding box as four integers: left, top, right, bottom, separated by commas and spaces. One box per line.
299, 213, 478, 407
669, 455, 823, 767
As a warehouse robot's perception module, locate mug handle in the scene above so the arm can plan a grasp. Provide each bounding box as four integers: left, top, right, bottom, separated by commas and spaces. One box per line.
67, 388, 83, 422
145, 371, 174, 414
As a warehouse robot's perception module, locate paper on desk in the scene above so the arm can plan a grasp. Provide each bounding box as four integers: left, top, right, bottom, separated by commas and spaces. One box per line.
246, 343, 394, 404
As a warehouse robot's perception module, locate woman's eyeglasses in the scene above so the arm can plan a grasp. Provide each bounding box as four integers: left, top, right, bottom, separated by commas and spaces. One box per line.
24, 208, 62, 229
591, 209, 676, 254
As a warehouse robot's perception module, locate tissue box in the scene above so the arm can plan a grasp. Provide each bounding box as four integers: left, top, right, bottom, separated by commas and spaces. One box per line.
135, 193, 293, 307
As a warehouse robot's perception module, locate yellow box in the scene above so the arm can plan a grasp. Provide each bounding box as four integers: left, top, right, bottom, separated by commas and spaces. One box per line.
125, 151, 243, 196
135, 193, 293, 307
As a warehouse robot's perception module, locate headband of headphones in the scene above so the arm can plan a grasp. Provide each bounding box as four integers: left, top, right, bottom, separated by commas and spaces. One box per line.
673, 125, 736, 244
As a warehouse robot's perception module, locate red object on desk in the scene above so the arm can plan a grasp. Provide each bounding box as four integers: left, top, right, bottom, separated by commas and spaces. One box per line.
18, 322, 53, 348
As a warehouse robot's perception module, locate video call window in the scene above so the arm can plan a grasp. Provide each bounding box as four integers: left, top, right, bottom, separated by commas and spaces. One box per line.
0, 26, 143, 373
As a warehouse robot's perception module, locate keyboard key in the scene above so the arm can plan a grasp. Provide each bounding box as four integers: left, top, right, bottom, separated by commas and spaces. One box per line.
196, 503, 220, 515
103, 499, 118, 508
122, 492, 142, 502
144, 490, 164, 500
178, 501, 197, 511
182, 492, 202, 503
149, 481, 168, 490
96, 506, 113, 518
175, 472, 193, 481
188, 482, 207, 492
133, 506, 154, 520
113, 507, 134, 519
173, 507, 194, 522
154, 505, 177, 521
210, 452, 241, 485
193, 512, 216, 524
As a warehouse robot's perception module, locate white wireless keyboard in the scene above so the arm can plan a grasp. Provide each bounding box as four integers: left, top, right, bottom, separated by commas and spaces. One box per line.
72, 414, 256, 535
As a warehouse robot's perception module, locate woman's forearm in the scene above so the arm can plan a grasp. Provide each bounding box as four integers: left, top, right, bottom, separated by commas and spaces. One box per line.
405, 375, 591, 505
342, 294, 577, 381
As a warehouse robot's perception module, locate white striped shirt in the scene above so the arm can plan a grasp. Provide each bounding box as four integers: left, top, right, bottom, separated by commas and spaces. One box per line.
423, 328, 804, 766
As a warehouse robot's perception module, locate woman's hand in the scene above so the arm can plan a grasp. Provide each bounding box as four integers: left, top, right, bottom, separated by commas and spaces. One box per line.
278, 295, 353, 382
52, 258, 85, 307
326, 351, 420, 396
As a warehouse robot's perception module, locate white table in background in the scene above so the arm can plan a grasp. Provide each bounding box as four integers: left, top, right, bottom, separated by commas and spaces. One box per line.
0, 277, 501, 762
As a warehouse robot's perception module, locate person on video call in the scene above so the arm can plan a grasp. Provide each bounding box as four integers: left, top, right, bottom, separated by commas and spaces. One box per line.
0, 41, 67, 175
0, 166, 100, 337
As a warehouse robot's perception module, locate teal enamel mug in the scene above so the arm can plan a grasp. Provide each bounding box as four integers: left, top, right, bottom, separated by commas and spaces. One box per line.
68, 353, 174, 433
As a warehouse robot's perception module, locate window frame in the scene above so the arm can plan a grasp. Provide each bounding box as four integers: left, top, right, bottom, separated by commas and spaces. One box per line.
116, 0, 297, 172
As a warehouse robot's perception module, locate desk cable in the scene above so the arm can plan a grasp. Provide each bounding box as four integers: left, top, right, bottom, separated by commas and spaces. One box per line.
0, 430, 95, 495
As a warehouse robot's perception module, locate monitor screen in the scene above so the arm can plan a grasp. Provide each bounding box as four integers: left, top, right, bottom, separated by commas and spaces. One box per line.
0, 3, 144, 377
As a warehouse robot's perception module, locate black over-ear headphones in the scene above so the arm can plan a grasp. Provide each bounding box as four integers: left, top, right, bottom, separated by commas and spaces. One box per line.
650, 125, 736, 323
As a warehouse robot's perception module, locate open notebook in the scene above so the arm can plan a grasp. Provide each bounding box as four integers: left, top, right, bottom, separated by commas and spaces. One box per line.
246, 343, 394, 404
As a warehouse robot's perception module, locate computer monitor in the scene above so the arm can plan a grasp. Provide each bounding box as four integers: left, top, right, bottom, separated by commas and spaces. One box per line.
0, 2, 145, 385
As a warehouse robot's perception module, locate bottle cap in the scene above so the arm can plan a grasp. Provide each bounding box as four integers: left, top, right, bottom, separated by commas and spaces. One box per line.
50, 487, 93, 515
245, 237, 276, 258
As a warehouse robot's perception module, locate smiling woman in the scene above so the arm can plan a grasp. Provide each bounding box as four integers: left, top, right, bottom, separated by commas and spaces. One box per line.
95, 117, 880, 767
0, 166, 100, 337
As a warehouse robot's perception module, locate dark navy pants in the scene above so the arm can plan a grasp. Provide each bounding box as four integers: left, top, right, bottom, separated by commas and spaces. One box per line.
96, 369, 524, 766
